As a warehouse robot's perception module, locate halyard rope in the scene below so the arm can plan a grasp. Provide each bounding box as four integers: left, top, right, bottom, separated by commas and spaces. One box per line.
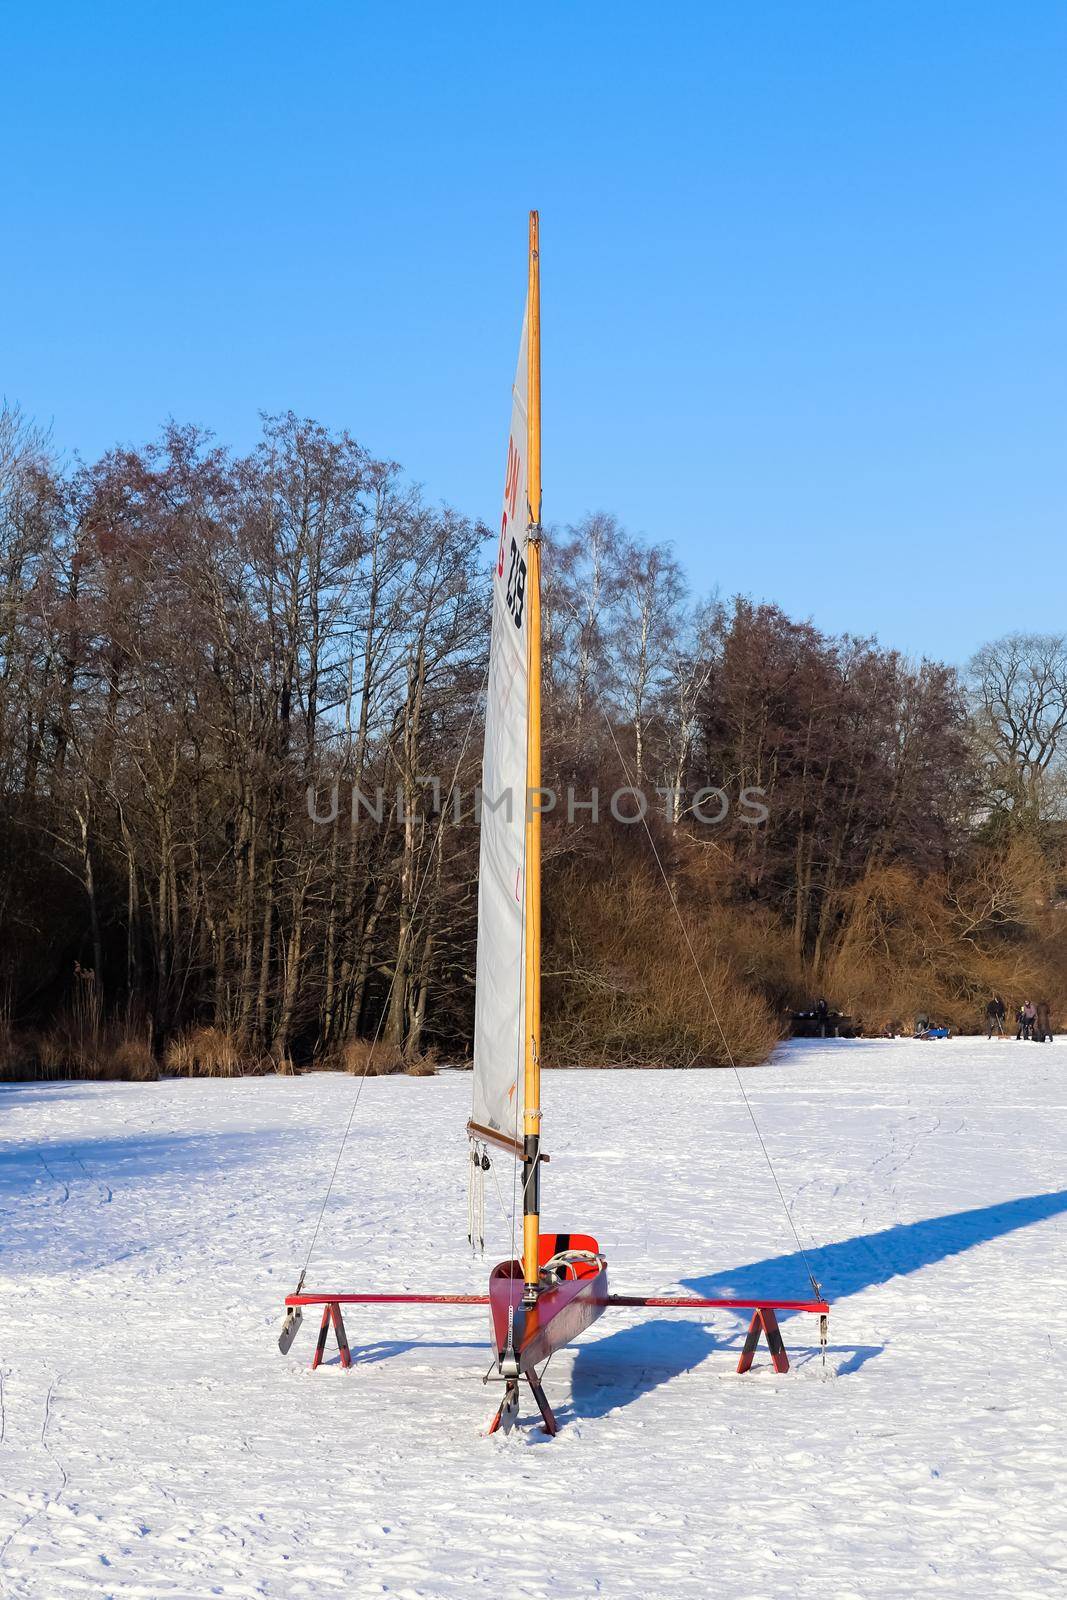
467, 1147, 478, 1251
467, 1143, 488, 1254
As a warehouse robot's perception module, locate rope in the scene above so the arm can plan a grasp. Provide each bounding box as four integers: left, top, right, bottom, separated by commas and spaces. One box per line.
479, 1158, 489, 1254
467, 1146, 478, 1251
479, 1149, 486, 1251
472, 1144, 487, 1251
595, 700, 823, 1300
466, 1144, 488, 1254
293, 656, 491, 1292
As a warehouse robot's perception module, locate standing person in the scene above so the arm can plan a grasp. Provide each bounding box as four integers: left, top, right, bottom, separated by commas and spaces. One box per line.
985, 995, 1006, 1038
815, 997, 830, 1038
1017, 1000, 1037, 1041
1035, 1000, 1052, 1042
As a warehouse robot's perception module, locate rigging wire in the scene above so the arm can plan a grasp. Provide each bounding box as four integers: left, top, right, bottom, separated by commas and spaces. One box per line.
293, 655, 492, 1292
595, 700, 824, 1301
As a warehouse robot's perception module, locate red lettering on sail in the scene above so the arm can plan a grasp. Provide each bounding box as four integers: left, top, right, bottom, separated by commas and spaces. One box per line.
504, 436, 520, 520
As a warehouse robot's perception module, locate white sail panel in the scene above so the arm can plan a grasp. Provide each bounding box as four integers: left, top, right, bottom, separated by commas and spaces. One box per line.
471, 304, 530, 1151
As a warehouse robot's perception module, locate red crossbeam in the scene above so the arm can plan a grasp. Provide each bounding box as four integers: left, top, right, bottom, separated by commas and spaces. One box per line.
286, 1290, 829, 1314
606, 1295, 829, 1314
284, 1289, 829, 1380
286, 1292, 491, 1307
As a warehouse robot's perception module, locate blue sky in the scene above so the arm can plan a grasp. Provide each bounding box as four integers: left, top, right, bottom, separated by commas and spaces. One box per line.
3, 1, 1064, 663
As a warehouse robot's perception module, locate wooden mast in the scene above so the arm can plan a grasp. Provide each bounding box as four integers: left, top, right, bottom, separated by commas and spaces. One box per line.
522, 210, 543, 1300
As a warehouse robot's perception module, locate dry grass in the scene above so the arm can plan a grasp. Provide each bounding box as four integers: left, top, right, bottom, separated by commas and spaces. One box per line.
0, 1019, 37, 1080
164, 1026, 244, 1077
331, 1038, 406, 1076
3, 1018, 440, 1082
323, 1038, 438, 1076
22, 1020, 159, 1081
106, 1035, 159, 1081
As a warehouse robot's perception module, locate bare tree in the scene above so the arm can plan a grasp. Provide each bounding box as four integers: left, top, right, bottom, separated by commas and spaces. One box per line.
544, 512, 621, 743
659, 599, 719, 822
608, 539, 685, 783
968, 633, 1067, 829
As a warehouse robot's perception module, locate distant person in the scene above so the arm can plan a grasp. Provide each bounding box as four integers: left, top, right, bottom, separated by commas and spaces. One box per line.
914, 1012, 929, 1037
815, 997, 830, 1037
1034, 1000, 1052, 1043
985, 995, 1006, 1039
1016, 1001, 1036, 1041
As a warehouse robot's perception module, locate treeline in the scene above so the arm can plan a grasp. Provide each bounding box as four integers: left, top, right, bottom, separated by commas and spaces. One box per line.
1, 404, 1065, 1078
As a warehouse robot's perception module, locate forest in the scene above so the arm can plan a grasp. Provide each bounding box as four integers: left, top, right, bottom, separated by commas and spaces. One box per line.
1, 402, 1065, 1078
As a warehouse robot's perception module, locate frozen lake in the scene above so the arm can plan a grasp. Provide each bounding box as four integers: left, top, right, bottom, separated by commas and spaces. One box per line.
1, 1036, 1065, 1598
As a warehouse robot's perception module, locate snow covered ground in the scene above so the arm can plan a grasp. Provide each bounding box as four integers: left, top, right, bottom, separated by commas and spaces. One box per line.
1, 1036, 1065, 1599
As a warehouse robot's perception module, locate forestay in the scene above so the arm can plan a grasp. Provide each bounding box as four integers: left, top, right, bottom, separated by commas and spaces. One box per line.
470, 303, 530, 1154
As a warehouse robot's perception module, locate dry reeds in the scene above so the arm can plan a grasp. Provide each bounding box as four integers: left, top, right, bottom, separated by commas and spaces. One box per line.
28, 1014, 159, 1081
0, 1017, 36, 1080
323, 1039, 438, 1076
105, 1035, 158, 1080
404, 1050, 439, 1077
163, 1025, 244, 1077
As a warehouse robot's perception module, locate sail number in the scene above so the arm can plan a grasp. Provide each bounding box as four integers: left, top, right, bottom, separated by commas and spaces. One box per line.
497, 434, 525, 628
506, 537, 526, 628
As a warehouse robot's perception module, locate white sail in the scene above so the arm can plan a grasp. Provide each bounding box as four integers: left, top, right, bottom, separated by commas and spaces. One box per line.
470, 303, 530, 1153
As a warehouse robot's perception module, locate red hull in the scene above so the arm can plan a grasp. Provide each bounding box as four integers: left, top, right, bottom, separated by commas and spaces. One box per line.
489, 1232, 608, 1370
